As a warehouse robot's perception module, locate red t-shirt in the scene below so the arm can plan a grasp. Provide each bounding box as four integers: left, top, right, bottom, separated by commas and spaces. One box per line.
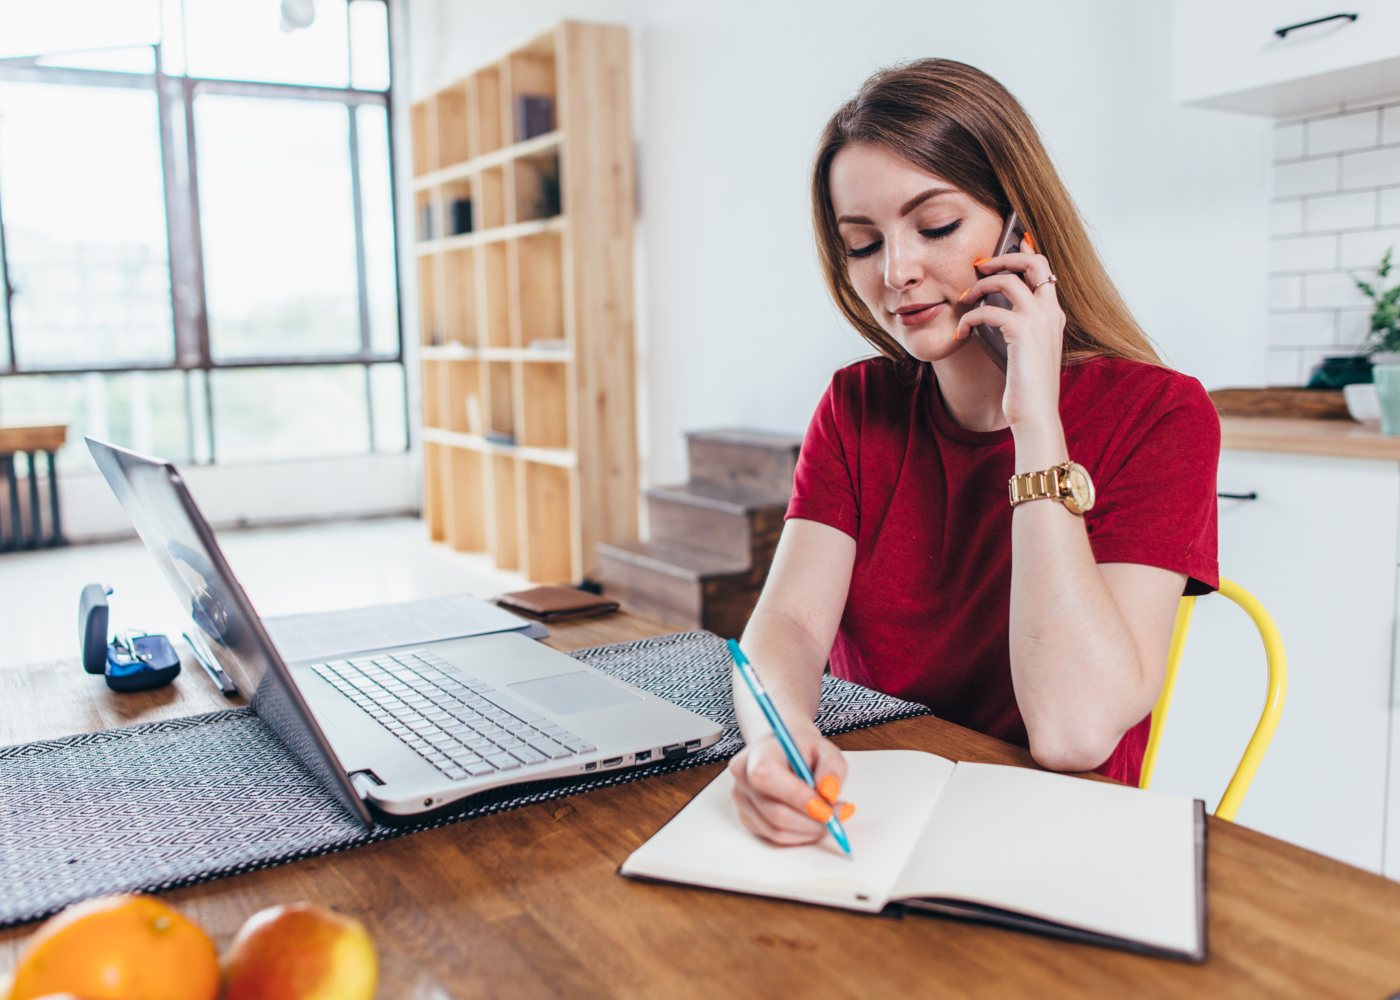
787, 355, 1220, 785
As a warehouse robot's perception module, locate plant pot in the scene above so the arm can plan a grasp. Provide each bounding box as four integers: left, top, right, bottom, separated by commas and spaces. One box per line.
1370, 364, 1400, 435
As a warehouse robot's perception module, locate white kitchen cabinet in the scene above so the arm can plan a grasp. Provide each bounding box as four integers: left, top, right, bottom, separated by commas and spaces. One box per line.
1148, 448, 1398, 875
1172, 0, 1400, 116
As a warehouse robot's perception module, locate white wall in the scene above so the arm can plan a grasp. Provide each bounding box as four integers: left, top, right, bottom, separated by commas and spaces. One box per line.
405, 0, 1272, 486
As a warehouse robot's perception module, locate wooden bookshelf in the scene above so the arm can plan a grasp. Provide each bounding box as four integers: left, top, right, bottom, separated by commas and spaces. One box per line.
411, 22, 637, 583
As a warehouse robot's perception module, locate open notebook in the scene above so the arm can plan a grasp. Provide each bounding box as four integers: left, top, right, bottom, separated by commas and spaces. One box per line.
621, 750, 1206, 961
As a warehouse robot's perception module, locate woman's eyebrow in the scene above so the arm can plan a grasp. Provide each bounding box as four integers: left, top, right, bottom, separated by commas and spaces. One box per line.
836, 187, 957, 225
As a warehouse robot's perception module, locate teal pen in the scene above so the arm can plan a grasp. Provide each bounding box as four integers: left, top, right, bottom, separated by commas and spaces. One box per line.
727, 638, 852, 857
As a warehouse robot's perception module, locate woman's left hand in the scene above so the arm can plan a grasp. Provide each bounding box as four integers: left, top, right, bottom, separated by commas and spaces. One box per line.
954, 236, 1065, 431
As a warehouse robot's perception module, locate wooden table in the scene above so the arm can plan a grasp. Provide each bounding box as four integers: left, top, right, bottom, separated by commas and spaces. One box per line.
5, 610, 1400, 997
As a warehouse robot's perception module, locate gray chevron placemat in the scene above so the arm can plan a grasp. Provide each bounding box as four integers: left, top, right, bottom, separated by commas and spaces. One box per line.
0, 630, 930, 927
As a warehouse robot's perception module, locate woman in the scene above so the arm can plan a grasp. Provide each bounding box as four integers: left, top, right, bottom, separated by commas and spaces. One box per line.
728, 59, 1219, 846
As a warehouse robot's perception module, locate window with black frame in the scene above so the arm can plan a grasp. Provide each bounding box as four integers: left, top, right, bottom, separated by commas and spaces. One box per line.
0, 0, 404, 470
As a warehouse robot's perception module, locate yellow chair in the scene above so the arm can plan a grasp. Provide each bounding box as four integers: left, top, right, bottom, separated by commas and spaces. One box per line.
1139, 577, 1287, 821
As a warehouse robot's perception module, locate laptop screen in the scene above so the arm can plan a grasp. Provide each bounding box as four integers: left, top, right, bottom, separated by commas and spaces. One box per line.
86, 437, 373, 827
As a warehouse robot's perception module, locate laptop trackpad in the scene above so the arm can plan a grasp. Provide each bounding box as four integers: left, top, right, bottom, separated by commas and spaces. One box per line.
508, 672, 641, 715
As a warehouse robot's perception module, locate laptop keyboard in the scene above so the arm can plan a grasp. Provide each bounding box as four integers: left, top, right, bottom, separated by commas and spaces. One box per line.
312, 650, 597, 781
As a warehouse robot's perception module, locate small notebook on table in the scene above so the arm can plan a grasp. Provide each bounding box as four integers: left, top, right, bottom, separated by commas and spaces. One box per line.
620, 750, 1206, 962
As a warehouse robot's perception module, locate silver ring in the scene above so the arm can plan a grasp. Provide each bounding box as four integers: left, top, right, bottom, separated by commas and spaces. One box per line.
1032, 274, 1058, 292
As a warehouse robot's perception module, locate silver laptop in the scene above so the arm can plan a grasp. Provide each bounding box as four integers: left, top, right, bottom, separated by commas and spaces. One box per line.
87, 438, 722, 827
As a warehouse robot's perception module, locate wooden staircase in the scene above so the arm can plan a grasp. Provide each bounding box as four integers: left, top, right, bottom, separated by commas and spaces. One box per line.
597, 429, 802, 637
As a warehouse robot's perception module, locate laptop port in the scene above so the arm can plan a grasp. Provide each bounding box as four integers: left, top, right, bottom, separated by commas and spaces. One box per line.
684, 738, 702, 749
602, 756, 624, 767
662, 743, 686, 760
584, 762, 597, 771
635, 750, 652, 762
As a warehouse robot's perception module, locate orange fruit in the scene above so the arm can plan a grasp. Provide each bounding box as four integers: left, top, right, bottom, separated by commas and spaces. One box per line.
8, 894, 219, 1000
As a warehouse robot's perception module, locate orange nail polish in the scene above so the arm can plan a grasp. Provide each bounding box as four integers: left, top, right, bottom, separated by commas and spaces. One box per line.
805, 798, 833, 823
818, 774, 841, 803
973, 257, 989, 268
1024, 231, 1038, 253
838, 802, 856, 821
958, 286, 970, 303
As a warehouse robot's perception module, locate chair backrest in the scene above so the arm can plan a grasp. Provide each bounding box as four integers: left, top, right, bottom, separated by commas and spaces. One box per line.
1139, 577, 1288, 821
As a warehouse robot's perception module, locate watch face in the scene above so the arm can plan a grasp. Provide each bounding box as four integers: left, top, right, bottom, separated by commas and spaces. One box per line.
1064, 462, 1095, 514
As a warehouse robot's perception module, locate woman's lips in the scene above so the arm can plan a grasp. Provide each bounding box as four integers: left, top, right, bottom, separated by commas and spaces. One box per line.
893, 302, 946, 327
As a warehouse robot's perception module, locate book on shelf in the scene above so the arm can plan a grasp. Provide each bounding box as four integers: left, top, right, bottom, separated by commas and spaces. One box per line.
620, 749, 1207, 962
516, 94, 555, 141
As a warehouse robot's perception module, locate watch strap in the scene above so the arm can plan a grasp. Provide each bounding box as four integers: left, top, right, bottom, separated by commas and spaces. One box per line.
1008, 465, 1069, 507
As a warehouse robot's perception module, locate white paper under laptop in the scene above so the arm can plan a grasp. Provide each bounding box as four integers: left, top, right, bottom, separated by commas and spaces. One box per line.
263, 593, 544, 664
85, 437, 723, 828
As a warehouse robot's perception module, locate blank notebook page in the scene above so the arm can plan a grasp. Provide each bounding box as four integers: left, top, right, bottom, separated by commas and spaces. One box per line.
892, 761, 1199, 955
622, 750, 955, 911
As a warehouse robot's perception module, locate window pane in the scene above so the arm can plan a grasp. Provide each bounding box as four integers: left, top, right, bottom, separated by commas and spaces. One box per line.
357, 104, 398, 355
184, 0, 349, 87
0, 370, 191, 470
210, 365, 368, 461
0, 0, 160, 61
0, 82, 172, 368
196, 95, 360, 361
35, 46, 156, 74
349, 0, 390, 91
369, 362, 405, 452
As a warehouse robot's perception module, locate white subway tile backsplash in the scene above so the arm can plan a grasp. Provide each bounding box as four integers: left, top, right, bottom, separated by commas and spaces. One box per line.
1274, 122, 1305, 162
1340, 146, 1400, 190
1384, 106, 1400, 146
1382, 188, 1400, 226
1270, 199, 1304, 235
1267, 350, 1301, 385
1268, 311, 1335, 346
1308, 110, 1380, 156
1266, 96, 1400, 384
1304, 271, 1373, 309
1340, 228, 1400, 268
1337, 309, 1375, 351
1274, 157, 1338, 198
1269, 233, 1336, 272
1305, 191, 1376, 232
1270, 276, 1303, 309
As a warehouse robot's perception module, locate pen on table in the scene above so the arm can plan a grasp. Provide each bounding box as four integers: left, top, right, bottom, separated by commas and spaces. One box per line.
182, 630, 238, 697
726, 638, 852, 857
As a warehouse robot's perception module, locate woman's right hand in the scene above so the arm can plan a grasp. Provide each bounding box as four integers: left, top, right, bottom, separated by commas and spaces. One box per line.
727, 725, 854, 846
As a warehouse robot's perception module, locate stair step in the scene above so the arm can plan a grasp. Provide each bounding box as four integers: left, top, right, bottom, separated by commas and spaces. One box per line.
645, 480, 790, 514
686, 428, 802, 495
597, 539, 751, 582
597, 540, 763, 637
645, 481, 788, 564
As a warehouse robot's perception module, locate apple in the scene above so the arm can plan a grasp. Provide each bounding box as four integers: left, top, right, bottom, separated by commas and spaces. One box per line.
221, 903, 377, 1000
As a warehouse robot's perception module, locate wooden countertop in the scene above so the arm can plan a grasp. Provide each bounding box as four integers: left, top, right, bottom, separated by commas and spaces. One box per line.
1221, 416, 1400, 461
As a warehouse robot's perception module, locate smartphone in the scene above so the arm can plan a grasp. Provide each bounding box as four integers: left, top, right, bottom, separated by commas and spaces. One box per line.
968, 211, 1028, 372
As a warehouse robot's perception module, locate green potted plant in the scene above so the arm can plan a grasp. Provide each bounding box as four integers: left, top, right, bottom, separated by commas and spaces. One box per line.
1357, 247, 1400, 363
1356, 247, 1400, 432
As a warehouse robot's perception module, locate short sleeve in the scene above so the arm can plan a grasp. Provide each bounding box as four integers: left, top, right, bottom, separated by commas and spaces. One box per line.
1085, 378, 1220, 596
787, 378, 859, 540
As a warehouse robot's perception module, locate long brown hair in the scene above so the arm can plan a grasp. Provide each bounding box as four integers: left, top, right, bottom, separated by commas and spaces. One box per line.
812, 59, 1162, 367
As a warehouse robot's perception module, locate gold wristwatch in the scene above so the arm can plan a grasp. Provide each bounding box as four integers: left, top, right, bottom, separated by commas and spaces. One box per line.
1008, 460, 1095, 515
